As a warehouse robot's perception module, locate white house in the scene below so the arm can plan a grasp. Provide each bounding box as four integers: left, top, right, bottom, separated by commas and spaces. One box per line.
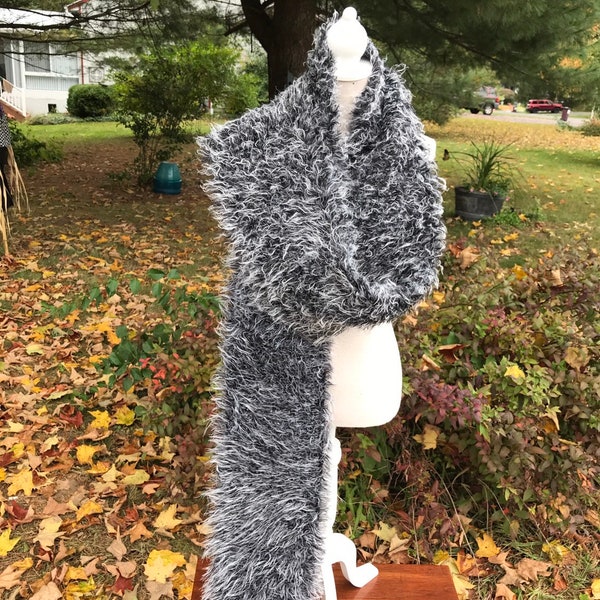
0, 1, 108, 118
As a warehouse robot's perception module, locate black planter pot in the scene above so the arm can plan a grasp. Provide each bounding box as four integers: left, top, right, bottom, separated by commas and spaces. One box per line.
454, 186, 506, 220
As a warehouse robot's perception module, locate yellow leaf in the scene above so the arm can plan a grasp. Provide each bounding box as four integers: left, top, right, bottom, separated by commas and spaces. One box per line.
40, 435, 60, 453
0, 529, 20, 557
372, 522, 397, 542
121, 470, 150, 486
144, 549, 186, 584
591, 578, 600, 599
503, 233, 519, 242
76, 499, 103, 522
88, 410, 110, 429
65, 578, 96, 599
76, 444, 99, 466
7, 467, 34, 496
64, 566, 88, 582
0, 468, 5, 482
88, 355, 107, 365
434, 555, 475, 600
153, 504, 183, 530
6, 421, 24, 433
413, 423, 441, 450
475, 532, 501, 558
115, 406, 136, 426
25, 342, 44, 355
0, 557, 33, 590
432, 291, 445, 304
10, 443, 25, 458
172, 569, 193, 600
511, 265, 527, 280
87, 461, 111, 475
542, 540, 573, 565
102, 464, 121, 483
504, 364, 525, 383
34, 516, 63, 551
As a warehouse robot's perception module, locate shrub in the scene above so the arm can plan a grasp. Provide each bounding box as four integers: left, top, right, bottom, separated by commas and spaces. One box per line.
9, 122, 63, 166
67, 84, 115, 118
97, 270, 221, 438
338, 241, 599, 548
580, 118, 600, 137
113, 41, 239, 185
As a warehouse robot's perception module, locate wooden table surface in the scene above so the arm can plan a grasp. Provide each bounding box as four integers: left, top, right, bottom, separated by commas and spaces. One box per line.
192, 560, 458, 600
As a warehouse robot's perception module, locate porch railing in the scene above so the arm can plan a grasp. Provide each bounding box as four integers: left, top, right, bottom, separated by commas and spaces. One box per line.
0, 78, 26, 119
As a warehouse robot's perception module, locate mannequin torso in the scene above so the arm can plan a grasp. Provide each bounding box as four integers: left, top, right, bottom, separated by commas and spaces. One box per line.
328, 19, 402, 428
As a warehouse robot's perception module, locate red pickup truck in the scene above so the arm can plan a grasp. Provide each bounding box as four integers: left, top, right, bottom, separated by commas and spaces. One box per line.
526, 99, 564, 113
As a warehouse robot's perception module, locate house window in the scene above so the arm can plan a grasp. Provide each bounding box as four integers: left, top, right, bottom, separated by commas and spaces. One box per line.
23, 41, 51, 73
23, 41, 78, 77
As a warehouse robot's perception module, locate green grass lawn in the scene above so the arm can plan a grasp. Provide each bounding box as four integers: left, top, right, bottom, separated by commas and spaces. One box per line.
427, 118, 600, 250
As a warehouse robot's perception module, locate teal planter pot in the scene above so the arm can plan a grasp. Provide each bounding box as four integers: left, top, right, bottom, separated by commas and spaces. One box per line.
153, 162, 182, 194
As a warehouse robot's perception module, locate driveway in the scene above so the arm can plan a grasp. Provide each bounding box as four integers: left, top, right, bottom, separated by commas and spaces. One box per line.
460, 110, 588, 128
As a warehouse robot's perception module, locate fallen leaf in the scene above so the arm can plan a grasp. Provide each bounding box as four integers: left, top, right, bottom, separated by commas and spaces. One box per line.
591, 578, 600, 599
7, 467, 34, 496
121, 469, 150, 486
0, 529, 20, 558
565, 346, 590, 370
413, 423, 441, 450
88, 409, 110, 429
64, 566, 88, 582
30, 582, 62, 600
495, 583, 516, 600
475, 532, 501, 558
34, 516, 64, 550
107, 529, 128, 561
542, 541, 574, 565
0, 557, 33, 590
115, 406, 136, 426
76, 499, 103, 522
127, 521, 153, 543
153, 504, 183, 531
146, 580, 174, 600
516, 558, 552, 582
504, 364, 525, 383
144, 549, 186, 584
459, 246, 480, 269
76, 444, 100, 466
371, 522, 396, 543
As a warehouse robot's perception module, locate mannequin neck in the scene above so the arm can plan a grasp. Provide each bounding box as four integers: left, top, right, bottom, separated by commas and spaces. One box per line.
334, 76, 369, 135
333, 58, 372, 82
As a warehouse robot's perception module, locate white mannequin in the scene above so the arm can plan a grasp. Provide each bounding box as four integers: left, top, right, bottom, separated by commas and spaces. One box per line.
321, 10, 438, 599
321, 8, 402, 600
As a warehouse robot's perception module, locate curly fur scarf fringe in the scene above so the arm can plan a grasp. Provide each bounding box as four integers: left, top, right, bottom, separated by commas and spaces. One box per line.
198, 14, 446, 600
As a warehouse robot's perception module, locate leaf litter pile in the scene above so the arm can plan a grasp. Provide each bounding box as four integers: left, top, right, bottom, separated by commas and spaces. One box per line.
1, 140, 222, 599
1, 137, 599, 599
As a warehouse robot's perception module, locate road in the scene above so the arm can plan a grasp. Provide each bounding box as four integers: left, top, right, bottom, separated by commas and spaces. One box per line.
460, 110, 588, 128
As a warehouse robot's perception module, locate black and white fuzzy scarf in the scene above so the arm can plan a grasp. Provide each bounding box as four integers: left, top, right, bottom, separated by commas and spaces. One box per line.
197, 14, 446, 600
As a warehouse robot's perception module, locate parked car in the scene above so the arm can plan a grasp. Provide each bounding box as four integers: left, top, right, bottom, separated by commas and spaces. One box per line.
526, 99, 564, 113
465, 86, 501, 116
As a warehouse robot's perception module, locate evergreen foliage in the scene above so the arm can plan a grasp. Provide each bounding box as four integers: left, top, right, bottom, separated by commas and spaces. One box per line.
67, 84, 115, 119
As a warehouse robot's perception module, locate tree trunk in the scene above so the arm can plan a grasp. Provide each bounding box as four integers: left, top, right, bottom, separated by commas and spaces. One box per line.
241, 0, 318, 99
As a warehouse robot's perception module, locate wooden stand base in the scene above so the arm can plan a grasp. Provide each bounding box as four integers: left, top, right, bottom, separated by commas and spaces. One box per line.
192, 560, 458, 600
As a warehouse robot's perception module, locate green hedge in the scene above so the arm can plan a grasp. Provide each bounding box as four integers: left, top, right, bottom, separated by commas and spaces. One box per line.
67, 84, 115, 119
